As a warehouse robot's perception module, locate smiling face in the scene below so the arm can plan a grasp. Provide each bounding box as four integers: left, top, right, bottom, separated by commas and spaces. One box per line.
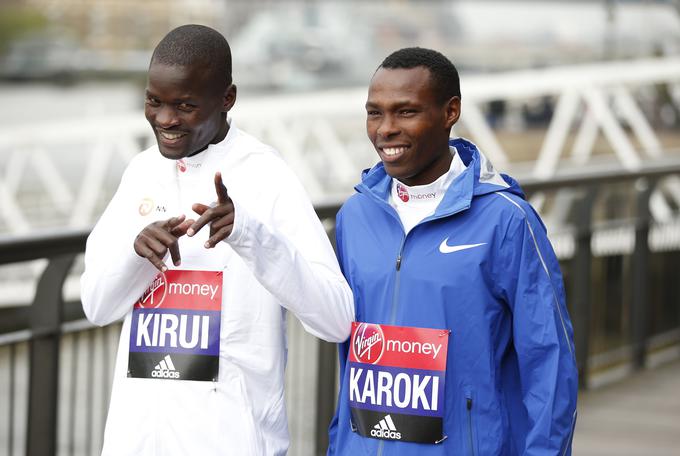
366, 66, 460, 186
144, 61, 236, 160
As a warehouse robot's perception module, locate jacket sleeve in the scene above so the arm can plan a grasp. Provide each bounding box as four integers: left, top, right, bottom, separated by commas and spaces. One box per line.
80, 163, 160, 326
224, 163, 354, 343
498, 200, 578, 455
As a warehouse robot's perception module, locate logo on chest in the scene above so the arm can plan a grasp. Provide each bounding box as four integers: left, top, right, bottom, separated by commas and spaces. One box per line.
138, 197, 167, 216
438, 238, 486, 254
352, 323, 386, 364
396, 183, 410, 203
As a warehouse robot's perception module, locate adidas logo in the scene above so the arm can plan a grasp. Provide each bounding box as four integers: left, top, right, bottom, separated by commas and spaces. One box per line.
151, 355, 180, 379
370, 414, 402, 440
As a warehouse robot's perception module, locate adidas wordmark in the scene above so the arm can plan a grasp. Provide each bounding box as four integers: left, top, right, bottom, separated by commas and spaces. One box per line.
151, 354, 180, 379
370, 414, 402, 440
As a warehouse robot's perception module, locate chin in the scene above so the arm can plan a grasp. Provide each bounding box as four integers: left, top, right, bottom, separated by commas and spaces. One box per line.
158, 147, 188, 160
382, 164, 405, 180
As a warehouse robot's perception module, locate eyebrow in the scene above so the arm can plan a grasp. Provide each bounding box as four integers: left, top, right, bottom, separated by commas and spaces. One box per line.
144, 90, 196, 104
365, 99, 419, 109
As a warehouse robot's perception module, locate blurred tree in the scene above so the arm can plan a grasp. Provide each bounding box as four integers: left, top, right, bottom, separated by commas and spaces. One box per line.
0, 6, 48, 55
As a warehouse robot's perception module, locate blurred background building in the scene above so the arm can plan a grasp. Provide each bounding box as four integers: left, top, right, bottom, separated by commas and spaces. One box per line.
3, 0, 680, 85
1, 1, 680, 455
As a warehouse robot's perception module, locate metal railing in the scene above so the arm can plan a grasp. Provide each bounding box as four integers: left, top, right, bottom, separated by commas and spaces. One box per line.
0, 205, 343, 456
2, 162, 680, 455
2, 57, 680, 237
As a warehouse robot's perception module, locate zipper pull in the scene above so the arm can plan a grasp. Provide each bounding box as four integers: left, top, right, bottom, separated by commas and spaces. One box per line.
396, 255, 402, 271
467, 397, 472, 410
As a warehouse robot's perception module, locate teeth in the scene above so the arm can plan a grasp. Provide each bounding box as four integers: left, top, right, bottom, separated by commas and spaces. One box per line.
159, 131, 185, 140
383, 147, 406, 156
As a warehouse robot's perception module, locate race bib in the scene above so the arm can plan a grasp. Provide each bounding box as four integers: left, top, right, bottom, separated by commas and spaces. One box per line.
127, 270, 222, 381
349, 322, 450, 444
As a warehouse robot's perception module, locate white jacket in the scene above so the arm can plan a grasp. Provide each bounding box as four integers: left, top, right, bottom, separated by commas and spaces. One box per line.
81, 123, 354, 455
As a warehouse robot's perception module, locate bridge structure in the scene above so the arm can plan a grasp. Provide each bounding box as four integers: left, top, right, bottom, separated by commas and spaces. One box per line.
1, 57, 680, 233
1, 57, 680, 455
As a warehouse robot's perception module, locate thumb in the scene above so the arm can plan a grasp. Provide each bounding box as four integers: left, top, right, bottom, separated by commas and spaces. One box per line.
214, 172, 229, 204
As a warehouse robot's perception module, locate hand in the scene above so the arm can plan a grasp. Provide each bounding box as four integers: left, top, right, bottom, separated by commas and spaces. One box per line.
187, 172, 235, 248
134, 215, 194, 272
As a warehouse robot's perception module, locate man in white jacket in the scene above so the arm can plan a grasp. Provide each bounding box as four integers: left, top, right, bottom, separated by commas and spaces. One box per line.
80, 24, 354, 455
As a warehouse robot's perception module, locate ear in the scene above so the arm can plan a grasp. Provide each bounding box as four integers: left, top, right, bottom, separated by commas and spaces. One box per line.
444, 96, 461, 129
222, 84, 237, 113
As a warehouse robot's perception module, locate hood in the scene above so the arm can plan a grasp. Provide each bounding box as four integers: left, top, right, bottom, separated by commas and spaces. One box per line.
356, 138, 524, 216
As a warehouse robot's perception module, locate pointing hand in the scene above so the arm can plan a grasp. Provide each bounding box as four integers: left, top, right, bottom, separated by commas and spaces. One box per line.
134, 215, 194, 272
187, 172, 235, 248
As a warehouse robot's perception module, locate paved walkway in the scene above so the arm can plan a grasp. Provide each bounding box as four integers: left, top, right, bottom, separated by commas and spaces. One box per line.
572, 360, 680, 455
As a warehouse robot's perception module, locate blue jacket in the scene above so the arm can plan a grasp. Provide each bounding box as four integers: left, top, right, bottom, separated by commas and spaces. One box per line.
328, 139, 577, 455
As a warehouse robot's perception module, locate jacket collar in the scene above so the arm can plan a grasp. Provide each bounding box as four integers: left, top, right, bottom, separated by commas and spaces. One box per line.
355, 137, 523, 219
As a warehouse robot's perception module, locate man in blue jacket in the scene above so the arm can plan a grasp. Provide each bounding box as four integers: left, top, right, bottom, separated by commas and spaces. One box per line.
328, 47, 578, 455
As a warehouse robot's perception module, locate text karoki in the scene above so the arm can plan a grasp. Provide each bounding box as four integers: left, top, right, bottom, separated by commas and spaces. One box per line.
349, 367, 440, 411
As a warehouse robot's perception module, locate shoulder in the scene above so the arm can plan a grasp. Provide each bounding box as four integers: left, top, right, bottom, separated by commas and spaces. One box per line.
219, 128, 313, 216
120, 145, 164, 182
485, 191, 551, 256
338, 192, 373, 221
224, 127, 293, 180
489, 191, 533, 219
489, 191, 545, 229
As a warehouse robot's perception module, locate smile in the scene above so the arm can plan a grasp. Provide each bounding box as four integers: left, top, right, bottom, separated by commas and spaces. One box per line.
383, 146, 408, 156
379, 145, 409, 161
158, 130, 187, 141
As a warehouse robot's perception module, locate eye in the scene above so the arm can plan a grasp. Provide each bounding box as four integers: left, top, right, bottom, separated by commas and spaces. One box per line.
399, 109, 416, 117
145, 96, 160, 107
366, 110, 381, 117
177, 103, 196, 112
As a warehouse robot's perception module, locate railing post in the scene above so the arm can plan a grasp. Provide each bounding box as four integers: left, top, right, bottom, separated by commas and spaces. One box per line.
631, 178, 653, 370
572, 187, 597, 388
26, 254, 75, 456
315, 341, 337, 455
315, 215, 339, 455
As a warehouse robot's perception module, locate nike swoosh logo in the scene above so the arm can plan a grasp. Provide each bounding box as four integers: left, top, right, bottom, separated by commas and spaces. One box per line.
439, 239, 487, 254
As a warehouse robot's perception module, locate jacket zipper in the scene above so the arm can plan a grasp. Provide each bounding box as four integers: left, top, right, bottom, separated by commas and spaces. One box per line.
467, 397, 476, 456
377, 440, 384, 456
389, 237, 407, 325
376, 239, 406, 456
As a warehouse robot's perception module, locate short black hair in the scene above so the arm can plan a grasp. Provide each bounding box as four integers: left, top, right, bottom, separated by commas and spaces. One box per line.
151, 24, 232, 88
379, 47, 460, 102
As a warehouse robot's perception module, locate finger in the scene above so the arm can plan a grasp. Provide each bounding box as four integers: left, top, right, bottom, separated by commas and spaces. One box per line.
192, 203, 210, 216
171, 219, 195, 237
209, 210, 235, 232
188, 211, 215, 237
168, 240, 181, 266
165, 214, 186, 230
188, 204, 214, 237
205, 225, 233, 248
168, 220, 195, 266
146, 225, 180, 250
214, 172, 229, 204
135, 240, 169, 272
137, 235, 171, 263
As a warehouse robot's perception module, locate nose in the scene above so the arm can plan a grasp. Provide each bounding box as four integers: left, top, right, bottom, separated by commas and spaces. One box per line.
376, 114, 399, 139
154, 104, 180, 129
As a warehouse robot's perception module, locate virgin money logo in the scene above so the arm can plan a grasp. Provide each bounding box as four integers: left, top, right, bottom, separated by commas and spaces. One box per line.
352, 323, 385, 364
176, 159, 187, 173
139, 198, 154, 216
137, 273, 167, 308
396, 183, 409, 203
